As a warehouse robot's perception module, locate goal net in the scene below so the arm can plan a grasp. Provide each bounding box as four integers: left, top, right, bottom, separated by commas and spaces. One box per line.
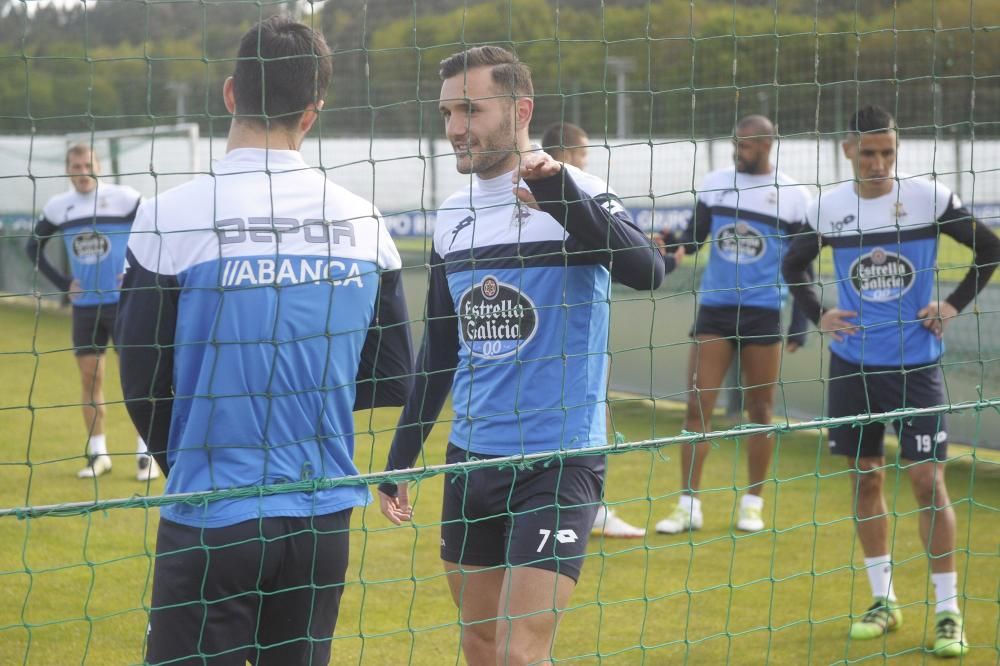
0, 1, 997, 664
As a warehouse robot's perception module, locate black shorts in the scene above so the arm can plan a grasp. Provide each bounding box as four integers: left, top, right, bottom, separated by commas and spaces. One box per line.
690, 304, 783, 346
827, 354, 948, 462
146, 510, 352, 666
72, 304, 118, 356
441, 443, 605, 583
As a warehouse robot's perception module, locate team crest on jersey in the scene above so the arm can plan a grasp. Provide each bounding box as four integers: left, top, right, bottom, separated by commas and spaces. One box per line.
511, 205, 532, 229
849, 247, 915, 302
458, 275, 537, 359
72, 232, 111, 264
715, 221, 766, 263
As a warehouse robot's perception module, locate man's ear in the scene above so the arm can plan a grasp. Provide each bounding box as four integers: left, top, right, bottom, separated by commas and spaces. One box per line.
223, 77, 237, 115
841, 137, 855, 160
299, 100, 324, 135
515, 96, 533, 131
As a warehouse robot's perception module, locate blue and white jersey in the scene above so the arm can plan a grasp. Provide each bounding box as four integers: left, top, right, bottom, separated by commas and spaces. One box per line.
118, 148, 412, 529
806, 176, 956, 367
381, 164, 663, 478
689, 168, 811, 309
28, 183, 141, 306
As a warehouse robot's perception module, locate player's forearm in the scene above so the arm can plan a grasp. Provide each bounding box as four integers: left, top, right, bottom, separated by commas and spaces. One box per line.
677, 201, 711, 256
782, 235, 823, 325
379, 364, 455, 496
25, 231, 72, 292
116, 251, 179, 474
354, 270, 415, 411
528, 171, 664, 290
940, 217, 1000, 312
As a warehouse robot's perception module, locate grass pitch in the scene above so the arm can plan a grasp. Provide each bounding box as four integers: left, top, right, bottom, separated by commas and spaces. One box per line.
0, 301, 998, 665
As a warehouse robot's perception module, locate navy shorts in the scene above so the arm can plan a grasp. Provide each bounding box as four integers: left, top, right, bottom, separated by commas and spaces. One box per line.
827, 354, 948, 462
691, 304, 783, 346
440, 443, 605, 582
146, 510, 352, 666
72, 303, 118, 356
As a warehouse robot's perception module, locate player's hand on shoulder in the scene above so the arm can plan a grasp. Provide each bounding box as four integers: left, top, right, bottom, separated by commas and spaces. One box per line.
512, 152, 562, 209
378, 482, 412, 525
819, 308, 858, 342
917, 300, 958, 339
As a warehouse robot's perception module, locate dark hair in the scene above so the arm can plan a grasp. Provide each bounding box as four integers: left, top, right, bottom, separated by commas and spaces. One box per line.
232, 17, 332, 129
438, 46, 533, 98
849, 105, 896, 134
541, 122, 588, 157
66, 143, 96, 167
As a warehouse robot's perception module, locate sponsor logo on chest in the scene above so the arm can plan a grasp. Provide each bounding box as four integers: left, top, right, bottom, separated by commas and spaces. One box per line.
715, 221, 766, 263
72, 232, 111, 264
458, 275, 537, 359
849, 247, 915, 302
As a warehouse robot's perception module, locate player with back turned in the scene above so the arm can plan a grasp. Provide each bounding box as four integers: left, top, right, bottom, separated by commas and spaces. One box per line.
783, 105, 1000, 657
378, 47, 664, 666
116, 17, 413, 665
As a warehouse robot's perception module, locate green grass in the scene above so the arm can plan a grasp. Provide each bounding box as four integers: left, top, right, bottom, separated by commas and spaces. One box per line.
0, 302, 998, 665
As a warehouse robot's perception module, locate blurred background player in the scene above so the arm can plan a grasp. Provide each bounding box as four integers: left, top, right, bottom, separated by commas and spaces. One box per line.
379, 47, 664, 665
116, 17, 413, 665
26, 144, 159, 481
783, 105, 1000, 658
653, 115, 811, 534
542, 120, 647, 540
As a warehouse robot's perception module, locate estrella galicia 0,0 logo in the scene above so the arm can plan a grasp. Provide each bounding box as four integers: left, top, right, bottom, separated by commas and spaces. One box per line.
458, 275, 537, 359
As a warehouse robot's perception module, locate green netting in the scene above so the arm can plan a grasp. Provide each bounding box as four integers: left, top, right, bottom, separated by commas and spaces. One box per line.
1, 1, 999, 664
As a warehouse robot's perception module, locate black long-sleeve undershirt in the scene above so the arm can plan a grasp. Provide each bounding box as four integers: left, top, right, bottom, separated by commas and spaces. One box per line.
25, 218, 72, 292
782, 204, 1000, 327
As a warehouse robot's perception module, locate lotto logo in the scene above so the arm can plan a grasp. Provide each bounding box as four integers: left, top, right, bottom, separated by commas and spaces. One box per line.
536, 528, 579, 552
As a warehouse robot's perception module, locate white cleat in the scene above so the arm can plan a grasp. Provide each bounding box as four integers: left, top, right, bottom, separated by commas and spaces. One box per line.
592, 507, 646, 538
77, 454, 112, 479
655, 502, 703, 534
136, 455, 161, 482
735, 504, 765, 532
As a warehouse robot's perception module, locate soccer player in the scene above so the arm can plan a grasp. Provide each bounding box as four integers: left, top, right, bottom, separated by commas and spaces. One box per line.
116, 18, 413, 665
26, 144, 159, 481
782, 105, 999, 657
378, 46, 664, 665
541, 121, 590, 172
542, 120, 649, 540
653, 115, 811, 535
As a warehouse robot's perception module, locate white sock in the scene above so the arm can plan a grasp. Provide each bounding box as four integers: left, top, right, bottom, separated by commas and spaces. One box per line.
864, 555, 896, 601
593, 505, 608, 527
680, 494, 701, 513
87, 434, 108, 457
136, 436, 149, 457
932, 572, 960, 615
741, 494, 764, 510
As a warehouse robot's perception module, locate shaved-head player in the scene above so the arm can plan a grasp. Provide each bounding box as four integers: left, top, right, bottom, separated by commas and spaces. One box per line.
654, 115, 812, 535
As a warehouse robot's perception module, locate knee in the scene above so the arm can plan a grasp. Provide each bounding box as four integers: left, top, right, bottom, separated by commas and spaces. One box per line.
745, 398, 773, 424
852, 466, 884, 495
496, 642, 546, 666
911, 477, 950, 509
461, 623, 496, 663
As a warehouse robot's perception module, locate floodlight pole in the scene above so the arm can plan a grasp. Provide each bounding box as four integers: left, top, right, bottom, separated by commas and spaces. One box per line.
606, 57, 635, 140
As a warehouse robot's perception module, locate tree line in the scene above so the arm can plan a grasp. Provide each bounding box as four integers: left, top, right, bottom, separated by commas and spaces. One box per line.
0, 0, 994, 138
